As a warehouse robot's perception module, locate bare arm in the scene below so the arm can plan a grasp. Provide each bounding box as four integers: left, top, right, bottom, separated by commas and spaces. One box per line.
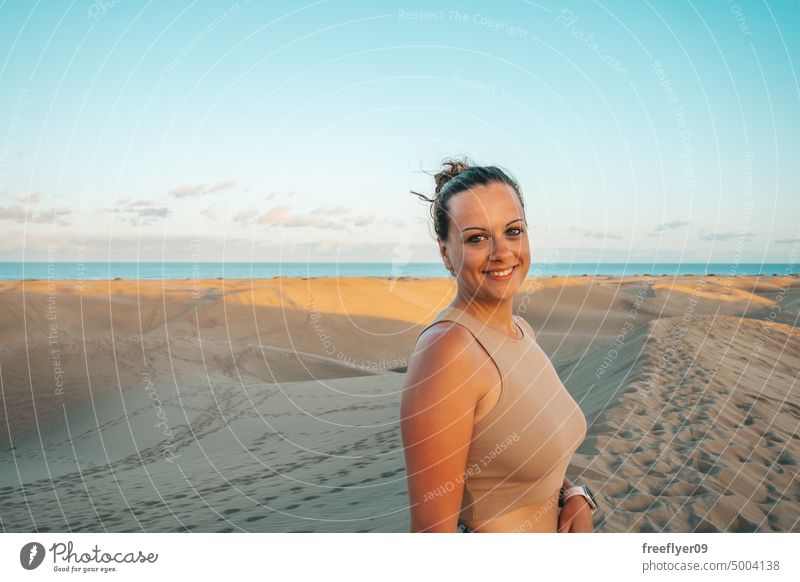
400, 323, 485, 532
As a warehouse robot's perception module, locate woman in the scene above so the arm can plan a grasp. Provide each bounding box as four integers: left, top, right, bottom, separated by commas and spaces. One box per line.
400, 159, 597, 533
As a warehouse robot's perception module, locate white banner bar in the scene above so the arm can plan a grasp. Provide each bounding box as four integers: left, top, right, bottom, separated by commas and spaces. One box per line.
1, 533, 797, 581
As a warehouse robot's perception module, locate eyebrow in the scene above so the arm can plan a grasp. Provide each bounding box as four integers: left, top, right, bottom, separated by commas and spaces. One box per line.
461, 218, 525, 233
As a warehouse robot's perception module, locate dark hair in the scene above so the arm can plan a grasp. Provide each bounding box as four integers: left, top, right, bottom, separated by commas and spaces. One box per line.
411, 158, 524, 240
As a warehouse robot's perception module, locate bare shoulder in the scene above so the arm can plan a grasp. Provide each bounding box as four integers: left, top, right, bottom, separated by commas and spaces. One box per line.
404, 321, 489, 397
409, 320, 486, 372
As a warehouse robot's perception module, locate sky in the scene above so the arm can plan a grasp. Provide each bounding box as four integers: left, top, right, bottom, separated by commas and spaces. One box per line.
0, 0, 798, 263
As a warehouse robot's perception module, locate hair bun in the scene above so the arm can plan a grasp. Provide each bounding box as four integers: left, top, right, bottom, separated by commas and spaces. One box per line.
410, 157, 523, 241
434, 159, 471, 194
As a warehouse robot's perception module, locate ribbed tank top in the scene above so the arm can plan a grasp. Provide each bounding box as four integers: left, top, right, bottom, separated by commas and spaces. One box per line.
415, 305, 587, 521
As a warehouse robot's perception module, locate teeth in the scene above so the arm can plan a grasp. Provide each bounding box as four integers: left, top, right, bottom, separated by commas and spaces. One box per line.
486, 267, 513, 277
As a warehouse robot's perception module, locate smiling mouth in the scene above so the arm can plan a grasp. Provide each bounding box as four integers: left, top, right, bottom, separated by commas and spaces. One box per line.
483, 264, 518, 278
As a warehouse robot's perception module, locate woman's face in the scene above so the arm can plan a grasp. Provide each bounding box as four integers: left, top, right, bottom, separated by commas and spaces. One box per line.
438, 181, 531, 304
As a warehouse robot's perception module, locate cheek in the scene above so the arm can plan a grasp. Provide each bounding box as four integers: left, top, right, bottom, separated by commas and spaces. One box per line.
517, 236, 531, 258
461, 245, 488, 268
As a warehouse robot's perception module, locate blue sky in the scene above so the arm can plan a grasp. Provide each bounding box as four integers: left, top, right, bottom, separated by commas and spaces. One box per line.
0, 0, 798, 262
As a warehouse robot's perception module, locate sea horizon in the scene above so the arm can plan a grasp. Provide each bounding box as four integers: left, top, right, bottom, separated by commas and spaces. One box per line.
1, 261, 797, 281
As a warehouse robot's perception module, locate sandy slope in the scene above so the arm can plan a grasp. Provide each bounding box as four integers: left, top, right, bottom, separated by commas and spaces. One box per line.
562, 314, 799, 532
0, 275, 798, 532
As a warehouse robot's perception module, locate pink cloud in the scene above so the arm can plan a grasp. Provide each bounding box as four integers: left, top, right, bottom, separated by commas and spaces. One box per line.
169, 180, 236, 198
0, 205, 72, 226
258, 205, 344, 229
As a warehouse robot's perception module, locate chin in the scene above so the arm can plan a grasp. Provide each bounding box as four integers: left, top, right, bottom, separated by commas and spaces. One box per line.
487, 285, 521, 302
475, 275, 524, 302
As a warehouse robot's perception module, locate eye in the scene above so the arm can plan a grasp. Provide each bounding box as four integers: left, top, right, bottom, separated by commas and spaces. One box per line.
467, 233, 487, 243
507, 227, 523, 236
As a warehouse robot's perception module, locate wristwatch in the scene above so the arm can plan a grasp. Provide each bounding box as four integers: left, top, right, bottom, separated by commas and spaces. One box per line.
558, 485, 598, 512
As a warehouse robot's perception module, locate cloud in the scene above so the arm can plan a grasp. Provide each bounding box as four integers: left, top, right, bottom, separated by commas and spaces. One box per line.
101, 201, 171, 225
200, 206, 219, 220
258, 205, 345, 229
585, 229, 622, 240
200, 205, 259, 228
121, 198, 156, 208
645, 220, 690, 237
654, 220, 690, 233
0, 205, 71, 226
699, 231, 755, 241
304, 240, 435, 261
16, 191, 42, 204
774, 237, 800, 244
259, 205, 290, 224
233, 209, 259, 227
4, 234, 256, 261
100, 200, 158, 212
169, 180, 236, 198
136, 207, 170, 217
569, 226, 622, 240
353, 214, 376, 226
310, 205, 350, 216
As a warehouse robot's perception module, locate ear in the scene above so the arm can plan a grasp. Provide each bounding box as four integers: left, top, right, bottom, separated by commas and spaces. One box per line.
438, 238, 453, 272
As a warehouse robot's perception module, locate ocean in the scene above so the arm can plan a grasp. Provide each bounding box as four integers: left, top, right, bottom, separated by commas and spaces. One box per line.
0, 262, 796, 280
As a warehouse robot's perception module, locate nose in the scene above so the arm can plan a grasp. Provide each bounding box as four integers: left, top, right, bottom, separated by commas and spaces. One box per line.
489, 236, 514, 262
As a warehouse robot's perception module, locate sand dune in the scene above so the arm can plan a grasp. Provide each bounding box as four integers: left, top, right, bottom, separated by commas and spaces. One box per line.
0, 275, 798, 531
562, 313, 799, 532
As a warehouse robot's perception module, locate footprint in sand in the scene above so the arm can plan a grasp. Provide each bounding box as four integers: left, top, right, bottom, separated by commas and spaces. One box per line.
687, 514, 719, 533
651, 481, 709, 497
632, 450, 658, 468
694, 456, 722, 475
624, 494, 664, 513
608, 459, 624, 470
605, 481, 637, 499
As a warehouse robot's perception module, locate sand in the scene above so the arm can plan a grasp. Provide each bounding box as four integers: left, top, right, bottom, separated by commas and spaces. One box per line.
0, 275, 798, 532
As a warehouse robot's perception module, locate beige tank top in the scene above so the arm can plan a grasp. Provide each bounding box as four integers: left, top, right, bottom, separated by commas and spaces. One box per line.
415, 305, 587, 521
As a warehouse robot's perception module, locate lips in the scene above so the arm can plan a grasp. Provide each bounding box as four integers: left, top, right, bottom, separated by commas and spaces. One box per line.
483, 264, 518, 280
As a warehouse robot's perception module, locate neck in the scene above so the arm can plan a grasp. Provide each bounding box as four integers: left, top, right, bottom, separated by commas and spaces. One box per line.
450, 292, 517, 335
